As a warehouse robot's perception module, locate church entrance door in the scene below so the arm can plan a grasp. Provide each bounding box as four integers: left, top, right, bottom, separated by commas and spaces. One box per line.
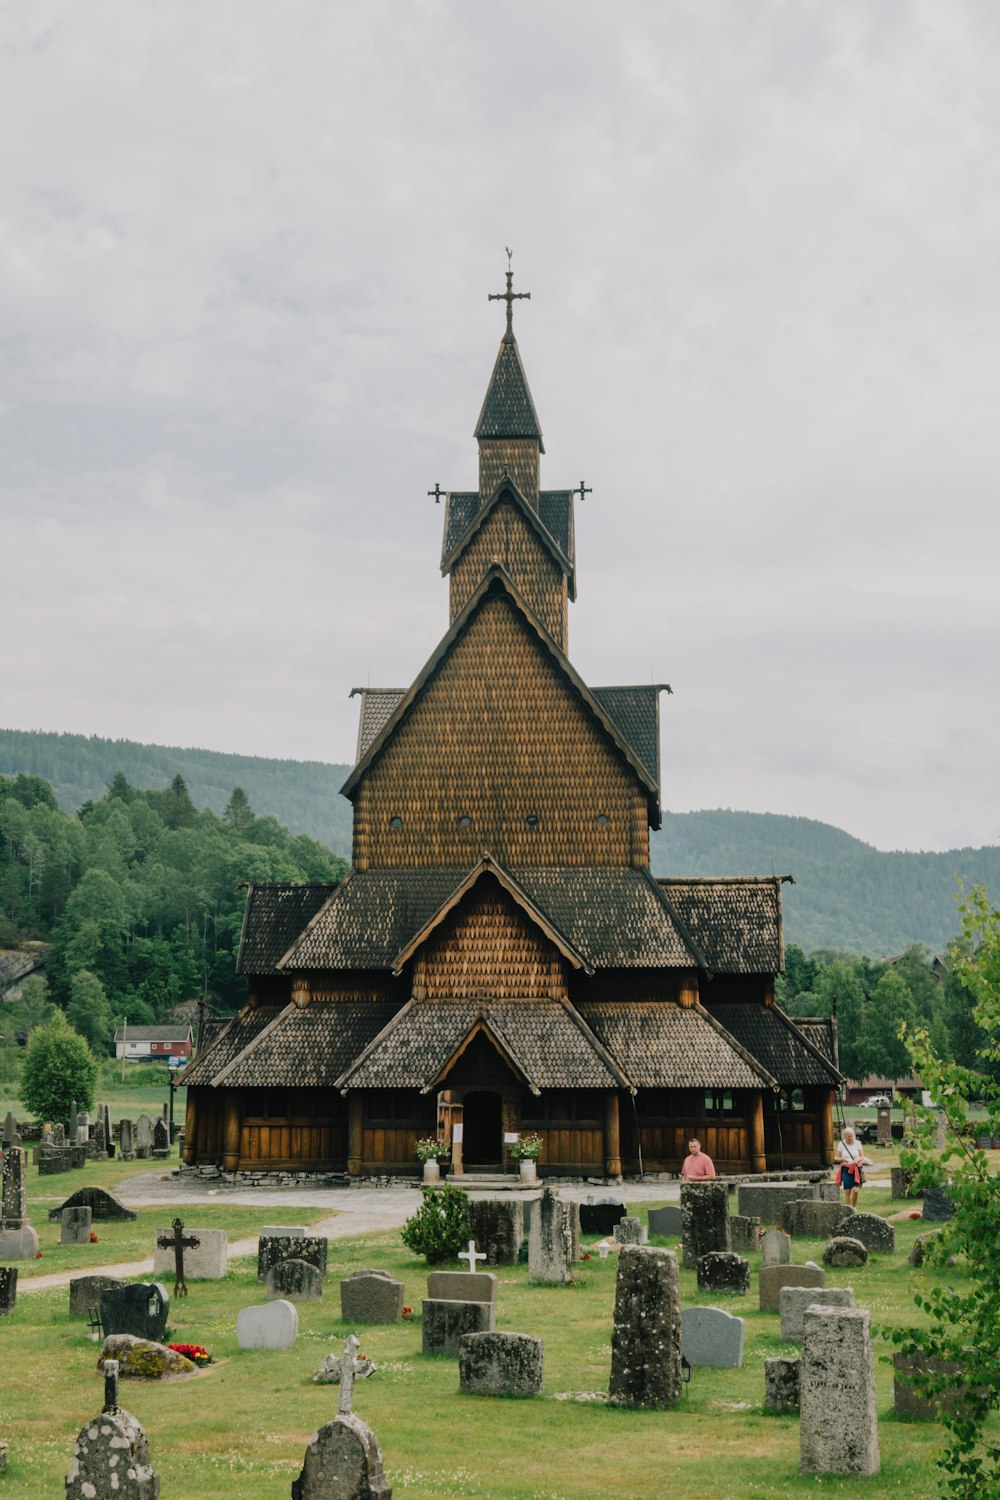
461, 1090, 503, 1170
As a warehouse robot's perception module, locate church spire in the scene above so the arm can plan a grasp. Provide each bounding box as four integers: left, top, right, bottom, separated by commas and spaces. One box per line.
475, 254, 544, 503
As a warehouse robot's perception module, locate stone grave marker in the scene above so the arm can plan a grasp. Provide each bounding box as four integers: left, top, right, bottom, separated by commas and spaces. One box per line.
66, 1360, 160, 1499
824, 1236, 868, 1268
0, 1224, 39, 1260
0, 1265, 17, 1316
135, 1115, 153, 1159
91, 1111, 106, 1158
236, 1298, 299, 1350
1, 1144, 27, 1227
459, 1331, 544, 1396
268, 1257, 325, 1302
2, 1112, 17, 1148
761, 1226, 791, 1266
816, 1181, 841, 1202
340, 1269, 404, 1322
422, 1298, 494, 1355
69, 1274, 127, 1318
69, 1100, 78, 1143
890, 1165, 916, 1200
48, 1186, 137, 1222
682, 1306, 745, 1368
738, 1181, 814, 1222
100, 1283, 169, 1342
780, 1284, 856, 1341
257, 1233, 328, 1281
151, 1118, 170, 1159
908, 1229, 942, 1268
697, 1250, 750, 1295
153, 1223, 227, 1281
647, 1204, 682, 1237
781, 1199, 851, 1238
613, 1215, 647, 1245
800, 1306, 879, 1476
893, 1349, 970, 1421
426, 1268, 497, 1305
758, 1263, 825, 1312
729, 1213, 760, 1253
100, 1334, 198, 1379
37, 1146, 83, 1175
765, 1355, 800, 1412
876, 1107, 892, 1145
922, 1187, 953, 1222
260, 1224, 309, 1238
119, 1118, 135, 1160
681, 1181, 730, 1267
314, 1345, 378, 1386
293, 1337, 392, 1500
76, 1110, 90, 1144
579, 1201, 625, 1236
61, 1206, 93, 1245
834, 1212, 894, 1253
609, 1246, 683, 1409
528, 1185, 577, 1285
154, 1218, 200, 1295
468, 1197, 524, 1265
101, 1102, 113, 1155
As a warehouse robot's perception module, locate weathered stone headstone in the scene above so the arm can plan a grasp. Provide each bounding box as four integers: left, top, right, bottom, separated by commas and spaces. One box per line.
38, 1145, 85, 1174
608, 1246, 683, 1409
613, 1215, 647, 1245
313, 1346, 378, 1386
2, 1111, 15, 1145
893, 1349, 970, 1420
99, 1335, 198, 1379
151, 1118, 170, 1158
66, 1359, 161, 1498
764, 1355, 800, 1412
339, 1268, 405, 1322
697, 1250, 750, 1295
77, 1110, 90, 1143
135, 1115, 153, 1159
422, 1298, 494, 1355
908, 1229, 942, 1268
153, 1223, 227, 1282
459, 1331, 544, 1396
579, 1201, 625, 1236
758, 1263, 825, 1312
890, 1165, 916, 1200
468, 1198, 524, 1265
738, 1182, 814, 1222
781, 1199, 851, 1238
52, 1122, 66, 1146
823, 1236, 868, 1268
100, 1283, 170, 1342
426, 1269, 496, 1305
267, 1257, 325, 1302
69, 1274, 127, 1318
0, 1265, 17, 1315
292, 1414, 392, 1500
48, 1186, 137, 1222
876, 1107, 892, 1145
260, 1224, 309, 1238
528, 1185, 577, 1285
834, 1212, 894, 1253
69, 1100, 79, 1143
780, 1285, 856, 1342
102, 1102, 113, 1155
236, 1298, 299, 1350
729, 1213, 760, 1253
1, 1144, 27, 1227
681, 1181, 730, 1267
61, 1206, 93, 1244
647, 1204, 683, 1237
922, 1186, 953, 1222
816, 1181, 841, 1202
761, 1226, 791, 1266
119, 1118, 135, 1160
800, 1307, 879, 1476
257, 1233, 328, 1281
92, 1111, 106, 1157
682, 1306, 745, 1368
0, 1225, 39, 1259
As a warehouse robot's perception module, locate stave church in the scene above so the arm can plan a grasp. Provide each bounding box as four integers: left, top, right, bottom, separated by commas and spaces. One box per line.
180, 269, 841, 1180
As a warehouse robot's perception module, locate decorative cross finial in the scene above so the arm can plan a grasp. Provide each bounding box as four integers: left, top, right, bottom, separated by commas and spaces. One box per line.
428, 483, 445, 504
337, 1333, 363, 1416
459, 1239, 487, 1273
488, 248, 530, 339
104, 1359, 120, 1412
574, 480, 592, 503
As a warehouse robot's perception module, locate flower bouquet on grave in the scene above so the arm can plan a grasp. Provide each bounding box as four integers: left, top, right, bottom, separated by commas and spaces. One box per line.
508, 1133, 543, 1161
168, 1343, 213, 1367
414, 1137, 452, 1164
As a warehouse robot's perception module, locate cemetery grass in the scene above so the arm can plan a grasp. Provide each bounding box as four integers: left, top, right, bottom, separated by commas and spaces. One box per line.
6, 1185, 993, 1498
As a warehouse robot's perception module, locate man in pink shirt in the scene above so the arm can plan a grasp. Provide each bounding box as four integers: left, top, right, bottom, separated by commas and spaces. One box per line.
681, 1138, 716, 1180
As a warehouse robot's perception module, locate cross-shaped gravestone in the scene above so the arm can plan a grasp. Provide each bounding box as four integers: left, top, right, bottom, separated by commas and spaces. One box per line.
337, 1333, 366, 1417
459, 1239, 487, 1273
104, 1359, 120, 1413
156, 1217, 200, 1297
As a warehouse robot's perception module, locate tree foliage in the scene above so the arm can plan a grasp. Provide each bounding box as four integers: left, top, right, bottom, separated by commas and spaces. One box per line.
400, 1185, 473, 1264
18, 1011, 99, 1122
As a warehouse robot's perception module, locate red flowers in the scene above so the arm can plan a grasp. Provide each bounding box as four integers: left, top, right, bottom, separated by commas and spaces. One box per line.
581, 1253, 591, 1261
89, 1231, 98, 1243
168, 1343, 212, 1366
36, 1251, 43, 1259
402, 1306, 413, 1320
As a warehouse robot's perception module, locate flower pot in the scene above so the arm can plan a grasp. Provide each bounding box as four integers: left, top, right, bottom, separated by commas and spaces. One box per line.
423, 1159, 441, 1184
518, 1159, 537, 1185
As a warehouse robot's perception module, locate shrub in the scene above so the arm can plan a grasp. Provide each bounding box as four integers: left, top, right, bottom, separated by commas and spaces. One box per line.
400, 1184, 472, 1264
18, 1011, 99, 1123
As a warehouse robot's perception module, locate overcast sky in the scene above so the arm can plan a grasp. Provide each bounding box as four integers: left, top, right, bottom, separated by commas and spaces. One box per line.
2, 2, 998, 854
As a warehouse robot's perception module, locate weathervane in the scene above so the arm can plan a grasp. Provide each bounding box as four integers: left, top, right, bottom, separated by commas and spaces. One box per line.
489, 247, 530, 338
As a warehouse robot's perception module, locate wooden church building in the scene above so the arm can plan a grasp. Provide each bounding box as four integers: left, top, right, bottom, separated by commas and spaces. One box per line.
181, 271, 841, 1179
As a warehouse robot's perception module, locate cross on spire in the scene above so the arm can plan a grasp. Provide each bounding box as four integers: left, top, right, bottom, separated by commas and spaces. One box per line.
488, 248, 530, 339
428, 482, 445, 504
574, 480, 592, 503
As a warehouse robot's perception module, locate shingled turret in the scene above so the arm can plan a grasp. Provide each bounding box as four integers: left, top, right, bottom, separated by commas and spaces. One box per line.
475, 261, 544, 504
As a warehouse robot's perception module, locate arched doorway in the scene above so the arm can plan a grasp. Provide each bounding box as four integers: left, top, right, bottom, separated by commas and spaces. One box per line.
462, 1090, 503, 1169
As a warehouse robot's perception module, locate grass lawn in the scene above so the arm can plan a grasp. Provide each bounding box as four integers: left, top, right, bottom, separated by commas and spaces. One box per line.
0, 1081, 187, 1125
4, 1168, 991, 1500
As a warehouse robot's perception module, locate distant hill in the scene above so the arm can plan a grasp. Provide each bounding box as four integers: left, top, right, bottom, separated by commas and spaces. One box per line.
2, 727, 996, 956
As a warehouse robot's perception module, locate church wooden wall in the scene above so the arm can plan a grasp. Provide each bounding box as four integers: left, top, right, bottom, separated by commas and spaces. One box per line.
413, 883, 568, 1000
478, 438, 539, 507
353, 593, 649, 870
449, 501, 568, 646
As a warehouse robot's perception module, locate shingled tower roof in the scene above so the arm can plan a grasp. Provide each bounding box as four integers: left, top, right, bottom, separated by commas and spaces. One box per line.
474, 336, 544, 447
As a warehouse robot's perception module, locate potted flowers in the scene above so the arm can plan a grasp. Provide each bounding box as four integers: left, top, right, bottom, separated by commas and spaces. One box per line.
508, 1133, 543, 1183
415, 1137, 451, 1183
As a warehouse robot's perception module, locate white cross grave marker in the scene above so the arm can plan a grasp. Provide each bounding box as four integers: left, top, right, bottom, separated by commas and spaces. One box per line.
337, 1333, 365, 1416
459, 1239, 486, 1273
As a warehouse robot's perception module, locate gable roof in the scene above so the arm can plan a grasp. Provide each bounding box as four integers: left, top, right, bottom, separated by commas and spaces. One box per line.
208, 998, 402, 1089
659, 877, 787, 975
474, 334, 544, 447
350, 689, 406, 761
576, 1000, 777, 1090
591, 686, 667, 787
177, 1004, 286, 1086
442, 490, 573, 566
709, 1003, 843, 1086
113, 1024, 192, 1044
440, 478, 576, 600
340, 565, 660, 820
236, 883, 341, 975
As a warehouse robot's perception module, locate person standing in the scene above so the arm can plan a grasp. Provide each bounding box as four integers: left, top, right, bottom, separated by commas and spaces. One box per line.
834, 1126, 864, 1207
681, 1138, 717, 1180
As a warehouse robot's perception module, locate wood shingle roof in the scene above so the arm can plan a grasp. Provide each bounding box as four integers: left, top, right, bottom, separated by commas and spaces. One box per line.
211, 999, 401, 1089
237, 883, 340, 975
178, 1004, 285, 1086
709, 1004, 842, 1086
659, 878, 787, 974
576, 1001, 776, 1089
439, 479, 576, 600
474, 335, 544, 445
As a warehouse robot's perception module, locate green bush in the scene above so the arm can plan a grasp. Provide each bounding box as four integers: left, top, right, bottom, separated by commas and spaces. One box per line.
400, 1184, 472, 1264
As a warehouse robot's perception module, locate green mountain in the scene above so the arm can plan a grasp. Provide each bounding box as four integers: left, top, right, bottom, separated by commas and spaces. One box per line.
2, 728, 995, 956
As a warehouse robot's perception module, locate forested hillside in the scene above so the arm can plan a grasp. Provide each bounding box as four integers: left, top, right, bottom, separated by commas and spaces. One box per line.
2, 727, 996, 955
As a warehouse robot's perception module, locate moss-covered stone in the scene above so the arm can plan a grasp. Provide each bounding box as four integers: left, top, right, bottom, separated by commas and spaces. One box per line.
99, 1333, 197, 1379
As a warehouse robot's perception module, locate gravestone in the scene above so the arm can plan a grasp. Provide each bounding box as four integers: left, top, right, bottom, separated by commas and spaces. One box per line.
761, 1227, 791, 1266
890, 1165, 916, 1200
339, 1269, 405, 1322
69, 1274, 127, 1318
426, 1269, 497, 1305
260, 1224, 309, 1238
781, 1199, 851, 1238
293, 1374, 392, 1500
800, 1307, 879, 1476
52, 1122, 66, 1146
153, 1224, 228, 1281
100, 1283, 169, 1342
100, 1335, 197, 1379
729, 1214, 760, 1253
151, 1118, 170, 1159
779, 1285, 856, 1341
738, 1182, 814, 1223
834, 1212, 894, 1253
2, 1112, 16, 1147
119, 1118, 135, 1160
908, 1229, 942, 1268
697, 1251, 750, 1295
314, 1347, 378, 1386
682, 1306, 745, 1368
422, 1298, 494, 1356
922, 1187, 953, 1222
268, 1257, 325, 1302
92, 1112, 106, 1157
647, 1204, 682, 1237
613, 1215, 647, 1245
66, 1360, 160, 1499
579, 1201, 625, 1236
459, 1331, 544, 1396
893, 1349, 970, 1420
69, 1100, 78, 1143
0, 1225, 39, 1259
608, 1246, 683, 1409
236, 1298, 299, 1350
764, 1355, 800, 1412
102, 1102, 113, 1155
61, 1206, 93, 1244
48, 1186, 137, 1222
824, 1236, 868, 1268
876, 1107, 892, 1145
38, 1146, 83, 1174
0, 1265, 17, 1315
135, 1115, 153, 1159
468, 1197, 524, 1265
758, 1263, 825, 1312
816, 1181, 841, 1202
681, 1182, 730, 1267
1, 1144, 27, 1227
257, 1233, 328, 1281
528, 1186, 577, 1285
76, 1110, 90, 1143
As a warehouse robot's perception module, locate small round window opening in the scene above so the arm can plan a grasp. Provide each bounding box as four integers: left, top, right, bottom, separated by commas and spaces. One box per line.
389, 815, 403, 831
596, 813, 610, 828
457, 814, 472, 829
525, 813, 539, 830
